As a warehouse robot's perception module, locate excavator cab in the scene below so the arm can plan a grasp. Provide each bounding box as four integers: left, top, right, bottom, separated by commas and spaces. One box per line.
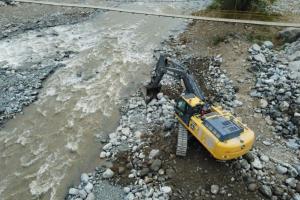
175, 93, 205, 125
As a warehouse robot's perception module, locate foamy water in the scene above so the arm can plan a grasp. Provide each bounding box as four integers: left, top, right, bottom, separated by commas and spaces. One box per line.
0, 1, 211, 199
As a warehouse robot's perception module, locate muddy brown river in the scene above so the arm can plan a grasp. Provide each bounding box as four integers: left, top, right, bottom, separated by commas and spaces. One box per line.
0, 1, 211, 199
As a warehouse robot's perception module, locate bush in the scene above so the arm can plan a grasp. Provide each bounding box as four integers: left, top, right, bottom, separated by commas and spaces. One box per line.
209, 0, 275, 12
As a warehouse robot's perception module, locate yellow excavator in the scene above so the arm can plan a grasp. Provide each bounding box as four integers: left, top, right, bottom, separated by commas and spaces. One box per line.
147, 55, 255, 160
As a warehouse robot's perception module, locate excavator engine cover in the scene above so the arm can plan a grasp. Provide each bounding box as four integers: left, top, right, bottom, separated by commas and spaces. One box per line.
203, 116, 243, 142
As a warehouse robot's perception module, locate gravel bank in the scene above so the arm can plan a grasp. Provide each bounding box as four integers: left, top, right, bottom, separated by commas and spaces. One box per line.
269, 0, 300, 15
0, 3, 97, 39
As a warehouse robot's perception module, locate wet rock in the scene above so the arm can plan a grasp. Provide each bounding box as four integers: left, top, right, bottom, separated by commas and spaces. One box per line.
210, 185, 219, 194
259, 185, 272, 198
102, 169, 114, 179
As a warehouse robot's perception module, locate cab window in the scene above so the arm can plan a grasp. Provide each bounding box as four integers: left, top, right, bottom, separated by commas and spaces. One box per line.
177, 99, 187, 111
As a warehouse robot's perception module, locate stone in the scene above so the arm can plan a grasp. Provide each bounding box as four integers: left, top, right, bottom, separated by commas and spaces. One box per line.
84, 182, 93, 193
86, 193, 95, 200
150, 159, 162, 171
279, 101, 289, 112
103, 143, 112, 151
134, 131, 143, 139
260, 155, 269, 162
286, 139, 300, 150
278, 28, 300, 42
78, 189, 88, 199
139, 168, 150, 177
296, 183, 300, 193
124, 187, 131, 194
81, 173, 89, 184
263, 41, 274, 49
99, 151, 106, 158
286, 178, 297, 188
240, 159, 250, 170
211, 185, 219, 194
149, 149, 160, 159
126, 192, 135, 200
244, 152, 255, 162
289, 61, 300, 78
262, 140, 272, 146
122, 127, 130, 136
248, 183, 258, 192
289, 51, 300, 61
102, 168, 114, 179
253, 53, 266, 63
292, 193, 300, 200
260, 99, 268, 108
289, 167, 299, 177
161, 186, 172, 194
276, 165, 288, 174
69, 188, 79, 195
251, 44, 261, 52
259, 185, 272, 198
251, 158, 263, 170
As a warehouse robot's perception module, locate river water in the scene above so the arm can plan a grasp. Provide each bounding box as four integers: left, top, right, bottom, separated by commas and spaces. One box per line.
0, 1, 211, 199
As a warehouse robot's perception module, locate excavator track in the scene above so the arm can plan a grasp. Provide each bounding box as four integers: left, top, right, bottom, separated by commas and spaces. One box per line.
176, 124, 188, 157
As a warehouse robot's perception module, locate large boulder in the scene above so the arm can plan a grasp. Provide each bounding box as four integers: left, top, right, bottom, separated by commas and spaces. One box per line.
278, 28, 300, 43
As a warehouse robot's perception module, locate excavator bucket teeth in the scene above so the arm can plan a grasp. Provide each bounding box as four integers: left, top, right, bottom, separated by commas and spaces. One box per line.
176, 124, 188, 157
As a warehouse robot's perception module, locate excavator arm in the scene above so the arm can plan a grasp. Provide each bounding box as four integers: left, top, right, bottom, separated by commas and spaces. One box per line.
147, 54, 206, 101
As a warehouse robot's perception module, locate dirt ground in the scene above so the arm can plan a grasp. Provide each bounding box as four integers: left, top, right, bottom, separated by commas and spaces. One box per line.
145, 21, 299, 199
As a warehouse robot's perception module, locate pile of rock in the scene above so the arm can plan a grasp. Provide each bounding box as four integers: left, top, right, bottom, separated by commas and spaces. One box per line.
234, 149, 300, 200
248, 41, 300, 138
198, 56, 242, 110
67, 91, 176, 200
0, 63, 65, 125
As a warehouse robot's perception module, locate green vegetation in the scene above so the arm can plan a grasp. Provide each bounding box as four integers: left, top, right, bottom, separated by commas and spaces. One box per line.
209, 0, 276, 12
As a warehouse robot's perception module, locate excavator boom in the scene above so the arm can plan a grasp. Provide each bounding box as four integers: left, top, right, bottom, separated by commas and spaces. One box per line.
147, 54, 206, 101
